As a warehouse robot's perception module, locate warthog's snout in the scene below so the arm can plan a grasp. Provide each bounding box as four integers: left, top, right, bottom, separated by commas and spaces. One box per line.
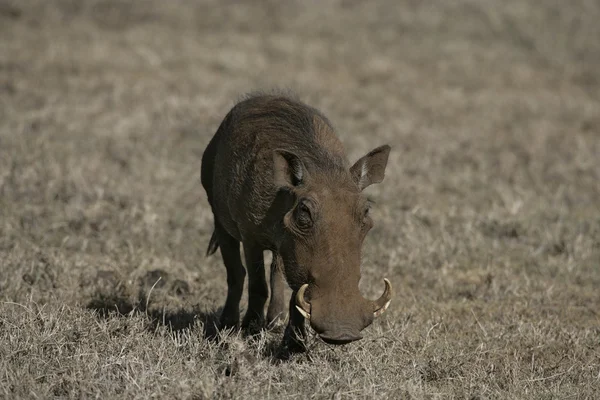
295, 279, 393, 320
295, 279, 393, 346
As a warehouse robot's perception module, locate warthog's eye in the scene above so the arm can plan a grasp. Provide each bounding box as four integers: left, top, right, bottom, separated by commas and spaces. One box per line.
364, 199, 375, 217
361, 199, 374, 229
295, 199, 314, 230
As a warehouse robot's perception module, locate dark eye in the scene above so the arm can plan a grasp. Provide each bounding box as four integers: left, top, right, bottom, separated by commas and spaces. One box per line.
364, 200, 374, 218
295, 200, 313, 229
361, 201, 374, 228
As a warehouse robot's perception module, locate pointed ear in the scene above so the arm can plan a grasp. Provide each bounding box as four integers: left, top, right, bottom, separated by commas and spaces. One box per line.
273, 149, 305, 188
350, 145, 391, 191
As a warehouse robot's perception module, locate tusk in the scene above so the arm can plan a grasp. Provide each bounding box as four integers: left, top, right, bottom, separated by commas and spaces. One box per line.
295, 283, 311, 319
295, 305, 310, 319
373, 278, 393, 318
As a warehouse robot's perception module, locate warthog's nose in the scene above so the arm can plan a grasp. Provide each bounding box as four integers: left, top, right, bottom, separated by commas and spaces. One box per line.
319, 332, 363, 345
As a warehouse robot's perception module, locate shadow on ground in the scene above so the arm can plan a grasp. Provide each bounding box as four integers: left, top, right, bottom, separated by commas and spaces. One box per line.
86, 288, 301, 362
86, 291, 221, 337
83, 268, 295, 359
85, 268, 221, 339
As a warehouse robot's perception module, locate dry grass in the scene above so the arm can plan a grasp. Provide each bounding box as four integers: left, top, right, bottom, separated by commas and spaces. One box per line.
1, 0, 599, 398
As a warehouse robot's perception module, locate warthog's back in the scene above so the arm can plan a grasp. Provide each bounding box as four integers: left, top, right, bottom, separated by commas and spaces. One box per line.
201, 93, 349, 243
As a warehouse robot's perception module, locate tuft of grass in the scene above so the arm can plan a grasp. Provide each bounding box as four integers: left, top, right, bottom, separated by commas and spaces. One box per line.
1, 0, 599, 398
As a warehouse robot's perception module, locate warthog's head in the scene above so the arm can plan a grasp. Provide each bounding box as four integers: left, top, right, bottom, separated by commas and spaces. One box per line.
273, 144, 393, 345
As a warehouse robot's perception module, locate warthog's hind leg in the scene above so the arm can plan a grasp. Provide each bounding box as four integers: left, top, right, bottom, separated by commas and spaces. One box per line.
241, 242, 268, 335
215, 223, 246, 330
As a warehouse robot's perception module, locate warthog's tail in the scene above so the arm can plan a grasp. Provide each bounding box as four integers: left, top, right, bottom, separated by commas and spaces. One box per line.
206, 230, 219, 256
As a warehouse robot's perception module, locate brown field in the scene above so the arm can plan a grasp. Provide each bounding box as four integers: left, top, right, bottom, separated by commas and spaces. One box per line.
1, 0, 599, 398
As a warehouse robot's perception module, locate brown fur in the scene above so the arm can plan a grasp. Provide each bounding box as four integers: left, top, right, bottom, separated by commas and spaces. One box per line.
201, 92, 391, 351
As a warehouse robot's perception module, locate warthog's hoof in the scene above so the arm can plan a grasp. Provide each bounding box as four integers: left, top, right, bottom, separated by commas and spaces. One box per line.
218, 312, 240, 332
282, 325, 308, 353
241, 315, 265, 337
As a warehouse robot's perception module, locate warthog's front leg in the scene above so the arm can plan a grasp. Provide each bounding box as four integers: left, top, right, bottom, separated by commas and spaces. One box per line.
267, 252, 286, 327
282, 290, 308, 352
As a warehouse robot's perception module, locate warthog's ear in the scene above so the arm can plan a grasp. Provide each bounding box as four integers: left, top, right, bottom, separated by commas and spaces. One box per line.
350, 145, 391, 191
273, 149, 305, 188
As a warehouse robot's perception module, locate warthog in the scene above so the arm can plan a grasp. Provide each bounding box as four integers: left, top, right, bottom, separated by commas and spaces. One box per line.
201, 93, 392, 351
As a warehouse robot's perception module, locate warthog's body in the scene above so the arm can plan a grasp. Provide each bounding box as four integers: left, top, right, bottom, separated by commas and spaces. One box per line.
201, 93, 392, 350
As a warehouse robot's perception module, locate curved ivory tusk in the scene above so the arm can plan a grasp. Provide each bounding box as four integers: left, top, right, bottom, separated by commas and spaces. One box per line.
373, 278, 392, 318
295, 283, 311, 319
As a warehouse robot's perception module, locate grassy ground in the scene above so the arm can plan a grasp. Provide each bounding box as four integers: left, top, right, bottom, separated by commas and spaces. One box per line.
1, 0, 599, 398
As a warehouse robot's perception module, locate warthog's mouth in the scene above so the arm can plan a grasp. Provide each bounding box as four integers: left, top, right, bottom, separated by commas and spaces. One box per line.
318, 332, 363, 345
